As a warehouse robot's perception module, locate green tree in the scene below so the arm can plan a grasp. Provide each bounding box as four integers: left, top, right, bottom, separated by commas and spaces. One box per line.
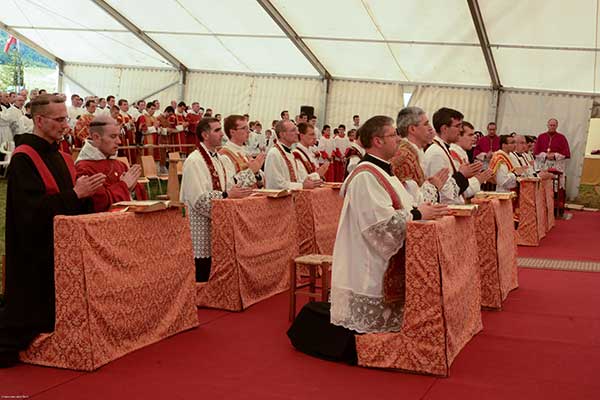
0, 49, 24, 90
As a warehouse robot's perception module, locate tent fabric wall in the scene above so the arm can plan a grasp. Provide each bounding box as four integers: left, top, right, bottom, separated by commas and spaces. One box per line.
408, 86, 494, 131
325, 80, 404, 128
497, 91, 593, 199
186, 72, 324, 127
62, 64, 180, 105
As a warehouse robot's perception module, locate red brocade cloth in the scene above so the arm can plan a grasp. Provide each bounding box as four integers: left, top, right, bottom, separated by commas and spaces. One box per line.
472, 198, 519, 309
517, 178, 554, 246
197, 196, 299, 311
355, 216, 483, 376
294, 188, 344, 256
20, 210, 199, 371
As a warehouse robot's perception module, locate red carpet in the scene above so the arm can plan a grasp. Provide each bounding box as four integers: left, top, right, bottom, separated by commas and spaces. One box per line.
1, 217, 600, 399
518, 210, 600, 261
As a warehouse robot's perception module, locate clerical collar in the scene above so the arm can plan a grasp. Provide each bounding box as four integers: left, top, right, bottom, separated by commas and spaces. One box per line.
361, 153, 393, 176
201, 143, 218, 158
435, 135, 451, 150
280, 143, 292, 153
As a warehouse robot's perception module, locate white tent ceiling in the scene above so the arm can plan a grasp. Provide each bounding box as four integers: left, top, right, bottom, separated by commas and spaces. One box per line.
1, 0, 599, 93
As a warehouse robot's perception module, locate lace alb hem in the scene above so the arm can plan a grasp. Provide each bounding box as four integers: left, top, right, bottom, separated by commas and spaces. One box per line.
330, 287, 404, 334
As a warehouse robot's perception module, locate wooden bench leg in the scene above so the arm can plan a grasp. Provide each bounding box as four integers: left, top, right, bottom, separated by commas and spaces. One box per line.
321, 263, 329, 302
289, 260, 297, 322
309, 264, 316, 302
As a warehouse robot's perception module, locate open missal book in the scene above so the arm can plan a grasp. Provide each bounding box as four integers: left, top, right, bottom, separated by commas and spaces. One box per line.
251, 189, 292, 198
474, 191, 516, 200
447, 204, 478, 217
111, 200, 182, 213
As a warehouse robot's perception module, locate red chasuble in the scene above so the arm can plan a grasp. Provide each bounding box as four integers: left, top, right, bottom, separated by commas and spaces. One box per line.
75, 159, 148, 212
533, 132, 570, 158
473, 135, 500, 158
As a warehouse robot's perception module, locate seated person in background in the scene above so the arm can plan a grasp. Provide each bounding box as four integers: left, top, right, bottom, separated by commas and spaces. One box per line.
331, 115, 448, 334
293, 122, 329, 182
75, 114, 146, 212
450, 121, 493, 199
489, 134, 525, 192
264, 119, 322, 190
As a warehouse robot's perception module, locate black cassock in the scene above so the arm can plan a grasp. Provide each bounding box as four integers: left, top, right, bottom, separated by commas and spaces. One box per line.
0, 134, 92, 353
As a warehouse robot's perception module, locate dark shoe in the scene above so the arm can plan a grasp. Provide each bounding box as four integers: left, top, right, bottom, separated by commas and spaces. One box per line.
0, 351, 19, 368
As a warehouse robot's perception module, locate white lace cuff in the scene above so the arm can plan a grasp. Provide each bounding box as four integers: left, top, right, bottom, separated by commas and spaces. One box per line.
421, 181, 438, 204
235, 168, 257, 188
362, 209, 410, 260
194, 190, 224, 217
331, 287, 404, 333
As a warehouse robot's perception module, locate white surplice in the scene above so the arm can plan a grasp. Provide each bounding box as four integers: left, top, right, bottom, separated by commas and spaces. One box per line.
180, 143, 228, 259
423, 136, 462, 204
264, 144, 303, 190
331, 158, 415, 333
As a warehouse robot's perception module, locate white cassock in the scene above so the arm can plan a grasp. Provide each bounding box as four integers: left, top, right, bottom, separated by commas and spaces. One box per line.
180, 143, 228, 259
331, 157, 416, 333
423, 136, 464, 204
219, 140, 260, 189
345, 141, 366, 175
67, 105, 83, 128
0, 104, 21, 143
450, 143, 481, 200
264, 143, 303, 190
492, 150, 517, 192
245, 130, 261, 157
293, 143, 320, 182
334, 135, 351, 158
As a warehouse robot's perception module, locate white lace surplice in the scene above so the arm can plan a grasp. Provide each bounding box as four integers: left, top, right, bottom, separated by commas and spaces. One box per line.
330, 161, 415, 333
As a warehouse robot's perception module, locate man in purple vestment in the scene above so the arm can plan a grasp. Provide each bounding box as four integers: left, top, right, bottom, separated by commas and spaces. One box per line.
473, 122, 500, 165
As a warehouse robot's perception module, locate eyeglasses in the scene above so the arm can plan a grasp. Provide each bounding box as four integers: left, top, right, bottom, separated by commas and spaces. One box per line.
40, 115, 68, 123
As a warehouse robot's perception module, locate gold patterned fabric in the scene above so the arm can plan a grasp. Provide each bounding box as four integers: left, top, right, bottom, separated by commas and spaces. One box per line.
355, 216, 483, 376
20, 210, 199, 371
543, 179, 555, 230
517, 180, 543, 246
473, 198, 519, 309
197, 196, 299, 311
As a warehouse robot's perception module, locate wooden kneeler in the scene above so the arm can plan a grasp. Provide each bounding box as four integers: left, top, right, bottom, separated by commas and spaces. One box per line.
289, 254, 333, 322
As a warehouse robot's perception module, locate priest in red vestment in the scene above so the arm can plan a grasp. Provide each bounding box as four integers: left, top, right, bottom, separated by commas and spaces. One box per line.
473, 122, 500, 164
533, 118, 571, 162
75, 115, 147, 212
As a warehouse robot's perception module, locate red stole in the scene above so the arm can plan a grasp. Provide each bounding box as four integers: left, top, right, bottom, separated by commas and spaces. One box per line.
434, 139, 457, 174
219, 147, 248, 173
489, 151, 515, 174
275, 143, 297, 182
197, 145, 225, 191
344, 163, 405, 304
293, 147, 316, 174
391, 140, 425, 186
13, 144, 76, 195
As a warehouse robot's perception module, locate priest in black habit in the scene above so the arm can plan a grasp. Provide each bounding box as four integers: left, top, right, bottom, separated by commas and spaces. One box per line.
0, 94, 107, 367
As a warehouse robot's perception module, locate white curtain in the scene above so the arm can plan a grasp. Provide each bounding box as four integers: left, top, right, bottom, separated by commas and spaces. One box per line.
186, 72, 323, 126
497, 91, 593, 199
408, 85, 493, 131
62, 64, 180, 106
325, 80, 404, 128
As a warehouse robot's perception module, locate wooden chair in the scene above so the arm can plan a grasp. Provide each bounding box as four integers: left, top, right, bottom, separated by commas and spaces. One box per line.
140, 155, 168, 194
289, 254, 333, 322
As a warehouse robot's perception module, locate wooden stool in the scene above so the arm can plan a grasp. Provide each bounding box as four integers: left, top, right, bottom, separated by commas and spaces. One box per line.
289, 254, 333, 322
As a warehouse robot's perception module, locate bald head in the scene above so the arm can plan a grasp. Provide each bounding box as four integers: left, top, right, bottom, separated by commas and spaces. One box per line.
514, 134, 528, 153
90, 114, 121, 157
89, 114, 117, 137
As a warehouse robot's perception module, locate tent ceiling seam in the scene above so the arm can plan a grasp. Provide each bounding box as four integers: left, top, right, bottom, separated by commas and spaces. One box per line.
467, 0, 501, 89
172, 0, 254, 74
90, 0, 187, 71
256, 0, 331, 80
359, 0, 410, 81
